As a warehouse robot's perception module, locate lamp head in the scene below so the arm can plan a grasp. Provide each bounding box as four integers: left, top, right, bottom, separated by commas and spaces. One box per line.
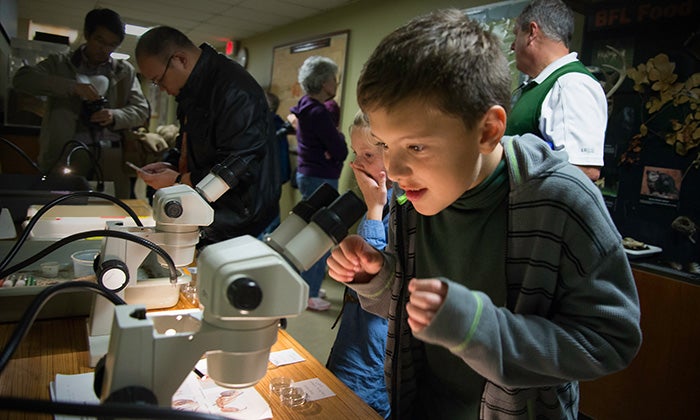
62, 143, 105, 192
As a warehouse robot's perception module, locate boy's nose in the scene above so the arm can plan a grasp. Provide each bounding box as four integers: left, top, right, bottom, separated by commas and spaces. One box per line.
384, 155, 407, 181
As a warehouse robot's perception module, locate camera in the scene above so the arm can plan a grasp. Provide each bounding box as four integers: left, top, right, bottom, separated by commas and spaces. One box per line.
83, 96, 109, 115
82, 96, 109, 127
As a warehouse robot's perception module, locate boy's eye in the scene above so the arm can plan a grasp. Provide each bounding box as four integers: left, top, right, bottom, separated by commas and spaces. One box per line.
409, 145, 424, 152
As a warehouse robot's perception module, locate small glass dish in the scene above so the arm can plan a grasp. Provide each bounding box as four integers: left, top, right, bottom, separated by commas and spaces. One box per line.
269, 376, 294, 397
280, 386, 307, 408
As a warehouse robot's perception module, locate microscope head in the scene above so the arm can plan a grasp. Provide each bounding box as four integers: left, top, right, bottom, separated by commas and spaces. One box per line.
195, 188, 366, 388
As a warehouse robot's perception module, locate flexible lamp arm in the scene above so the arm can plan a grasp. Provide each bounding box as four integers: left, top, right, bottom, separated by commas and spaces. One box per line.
65, 145, 104, 191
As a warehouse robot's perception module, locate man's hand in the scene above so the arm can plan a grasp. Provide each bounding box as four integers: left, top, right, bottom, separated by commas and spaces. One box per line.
74, 83, 101, 101
90, 108, 115, 127
139, 162, 178, 189
406, 278, 448, 334
327, 234, 384, 284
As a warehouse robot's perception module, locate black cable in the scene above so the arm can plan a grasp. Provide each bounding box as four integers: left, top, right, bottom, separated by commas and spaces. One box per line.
0, 397, 228, 419
0, 136, 43, 174
0, 229, 178, 282
0, 281, 124, 375
0, 190, 143, 274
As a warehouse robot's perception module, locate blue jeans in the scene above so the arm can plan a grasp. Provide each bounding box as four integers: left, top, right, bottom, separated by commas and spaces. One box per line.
327, 288, 390, 418
296, 173, 338, 298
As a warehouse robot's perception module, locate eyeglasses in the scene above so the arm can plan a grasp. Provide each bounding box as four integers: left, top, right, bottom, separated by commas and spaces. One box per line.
151, 55, 173, 87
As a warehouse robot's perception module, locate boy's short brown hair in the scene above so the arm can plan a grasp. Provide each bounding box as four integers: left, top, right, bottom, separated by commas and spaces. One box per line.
357, 9, 511, 130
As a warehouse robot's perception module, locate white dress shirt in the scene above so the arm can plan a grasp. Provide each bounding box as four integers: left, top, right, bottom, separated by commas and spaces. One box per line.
533, 52, 607, 166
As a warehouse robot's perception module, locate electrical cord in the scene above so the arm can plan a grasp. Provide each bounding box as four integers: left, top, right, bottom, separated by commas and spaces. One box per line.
0, 190, 143, 274
0, 136, 43, 174
0, 281, 226, 420
0, 229, 179, 282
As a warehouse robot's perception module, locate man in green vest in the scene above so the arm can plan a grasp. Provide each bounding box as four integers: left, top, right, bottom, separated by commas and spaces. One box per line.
507, 0, 606, 181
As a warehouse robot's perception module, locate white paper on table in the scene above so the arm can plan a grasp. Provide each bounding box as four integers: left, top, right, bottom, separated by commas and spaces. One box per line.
50, 372, 99, 420
173, 359, 272, 419
268, 348, 305, 366
293, 378, 336, 401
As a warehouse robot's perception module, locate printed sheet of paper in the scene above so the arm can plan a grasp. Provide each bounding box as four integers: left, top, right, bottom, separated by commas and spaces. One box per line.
293, 378, 336, 401
268, 348, 305, 366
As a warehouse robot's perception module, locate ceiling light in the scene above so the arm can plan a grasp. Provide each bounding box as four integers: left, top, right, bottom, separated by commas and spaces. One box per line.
125, 24, 150, 37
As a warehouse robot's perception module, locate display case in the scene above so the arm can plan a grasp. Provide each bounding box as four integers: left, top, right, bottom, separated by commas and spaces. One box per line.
5, 37, 69, 128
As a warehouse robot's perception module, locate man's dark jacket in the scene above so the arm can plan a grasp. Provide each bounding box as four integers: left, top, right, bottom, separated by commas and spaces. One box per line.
164, 44, 280, 246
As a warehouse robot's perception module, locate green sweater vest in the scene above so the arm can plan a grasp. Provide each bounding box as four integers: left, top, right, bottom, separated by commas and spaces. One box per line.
505, 61, 597, 144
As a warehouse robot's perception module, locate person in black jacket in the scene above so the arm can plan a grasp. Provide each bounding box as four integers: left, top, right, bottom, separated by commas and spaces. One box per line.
135, 26, 280, 247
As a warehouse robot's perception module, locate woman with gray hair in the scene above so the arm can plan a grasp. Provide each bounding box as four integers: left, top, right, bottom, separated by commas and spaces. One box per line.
289, 55, 348, 311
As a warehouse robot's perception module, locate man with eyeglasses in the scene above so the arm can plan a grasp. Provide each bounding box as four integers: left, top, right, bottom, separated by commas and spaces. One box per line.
13, 8, 149, 198
134, 26, 280, 248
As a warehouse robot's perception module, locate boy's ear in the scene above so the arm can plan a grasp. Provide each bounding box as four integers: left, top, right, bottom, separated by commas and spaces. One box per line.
478, 105, 506, 153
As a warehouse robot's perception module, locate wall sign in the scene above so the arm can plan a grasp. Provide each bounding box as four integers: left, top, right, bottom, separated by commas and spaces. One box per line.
587, 0, 696, 31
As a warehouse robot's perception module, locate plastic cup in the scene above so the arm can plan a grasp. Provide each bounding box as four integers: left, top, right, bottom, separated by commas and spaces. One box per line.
40, 261, 60, 278
71, 249, 99, 278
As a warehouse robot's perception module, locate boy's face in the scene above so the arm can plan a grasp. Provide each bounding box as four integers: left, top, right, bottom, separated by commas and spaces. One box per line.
350, 125, 385, 185
367, 99, 485, 216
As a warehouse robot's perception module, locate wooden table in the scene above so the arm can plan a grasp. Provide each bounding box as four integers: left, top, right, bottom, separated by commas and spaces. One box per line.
0, 313, 381, 420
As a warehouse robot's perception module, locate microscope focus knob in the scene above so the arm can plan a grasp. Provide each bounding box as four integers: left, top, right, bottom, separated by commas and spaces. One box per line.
163, 199, 183, 218
97, 259, 130, 292
227, 277, 263, 311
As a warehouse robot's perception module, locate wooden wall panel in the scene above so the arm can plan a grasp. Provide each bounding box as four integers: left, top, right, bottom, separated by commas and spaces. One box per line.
579, 268, 700, 419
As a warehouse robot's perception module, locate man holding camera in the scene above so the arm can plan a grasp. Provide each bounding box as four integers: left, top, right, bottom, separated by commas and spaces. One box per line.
13, 8, 149, 198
